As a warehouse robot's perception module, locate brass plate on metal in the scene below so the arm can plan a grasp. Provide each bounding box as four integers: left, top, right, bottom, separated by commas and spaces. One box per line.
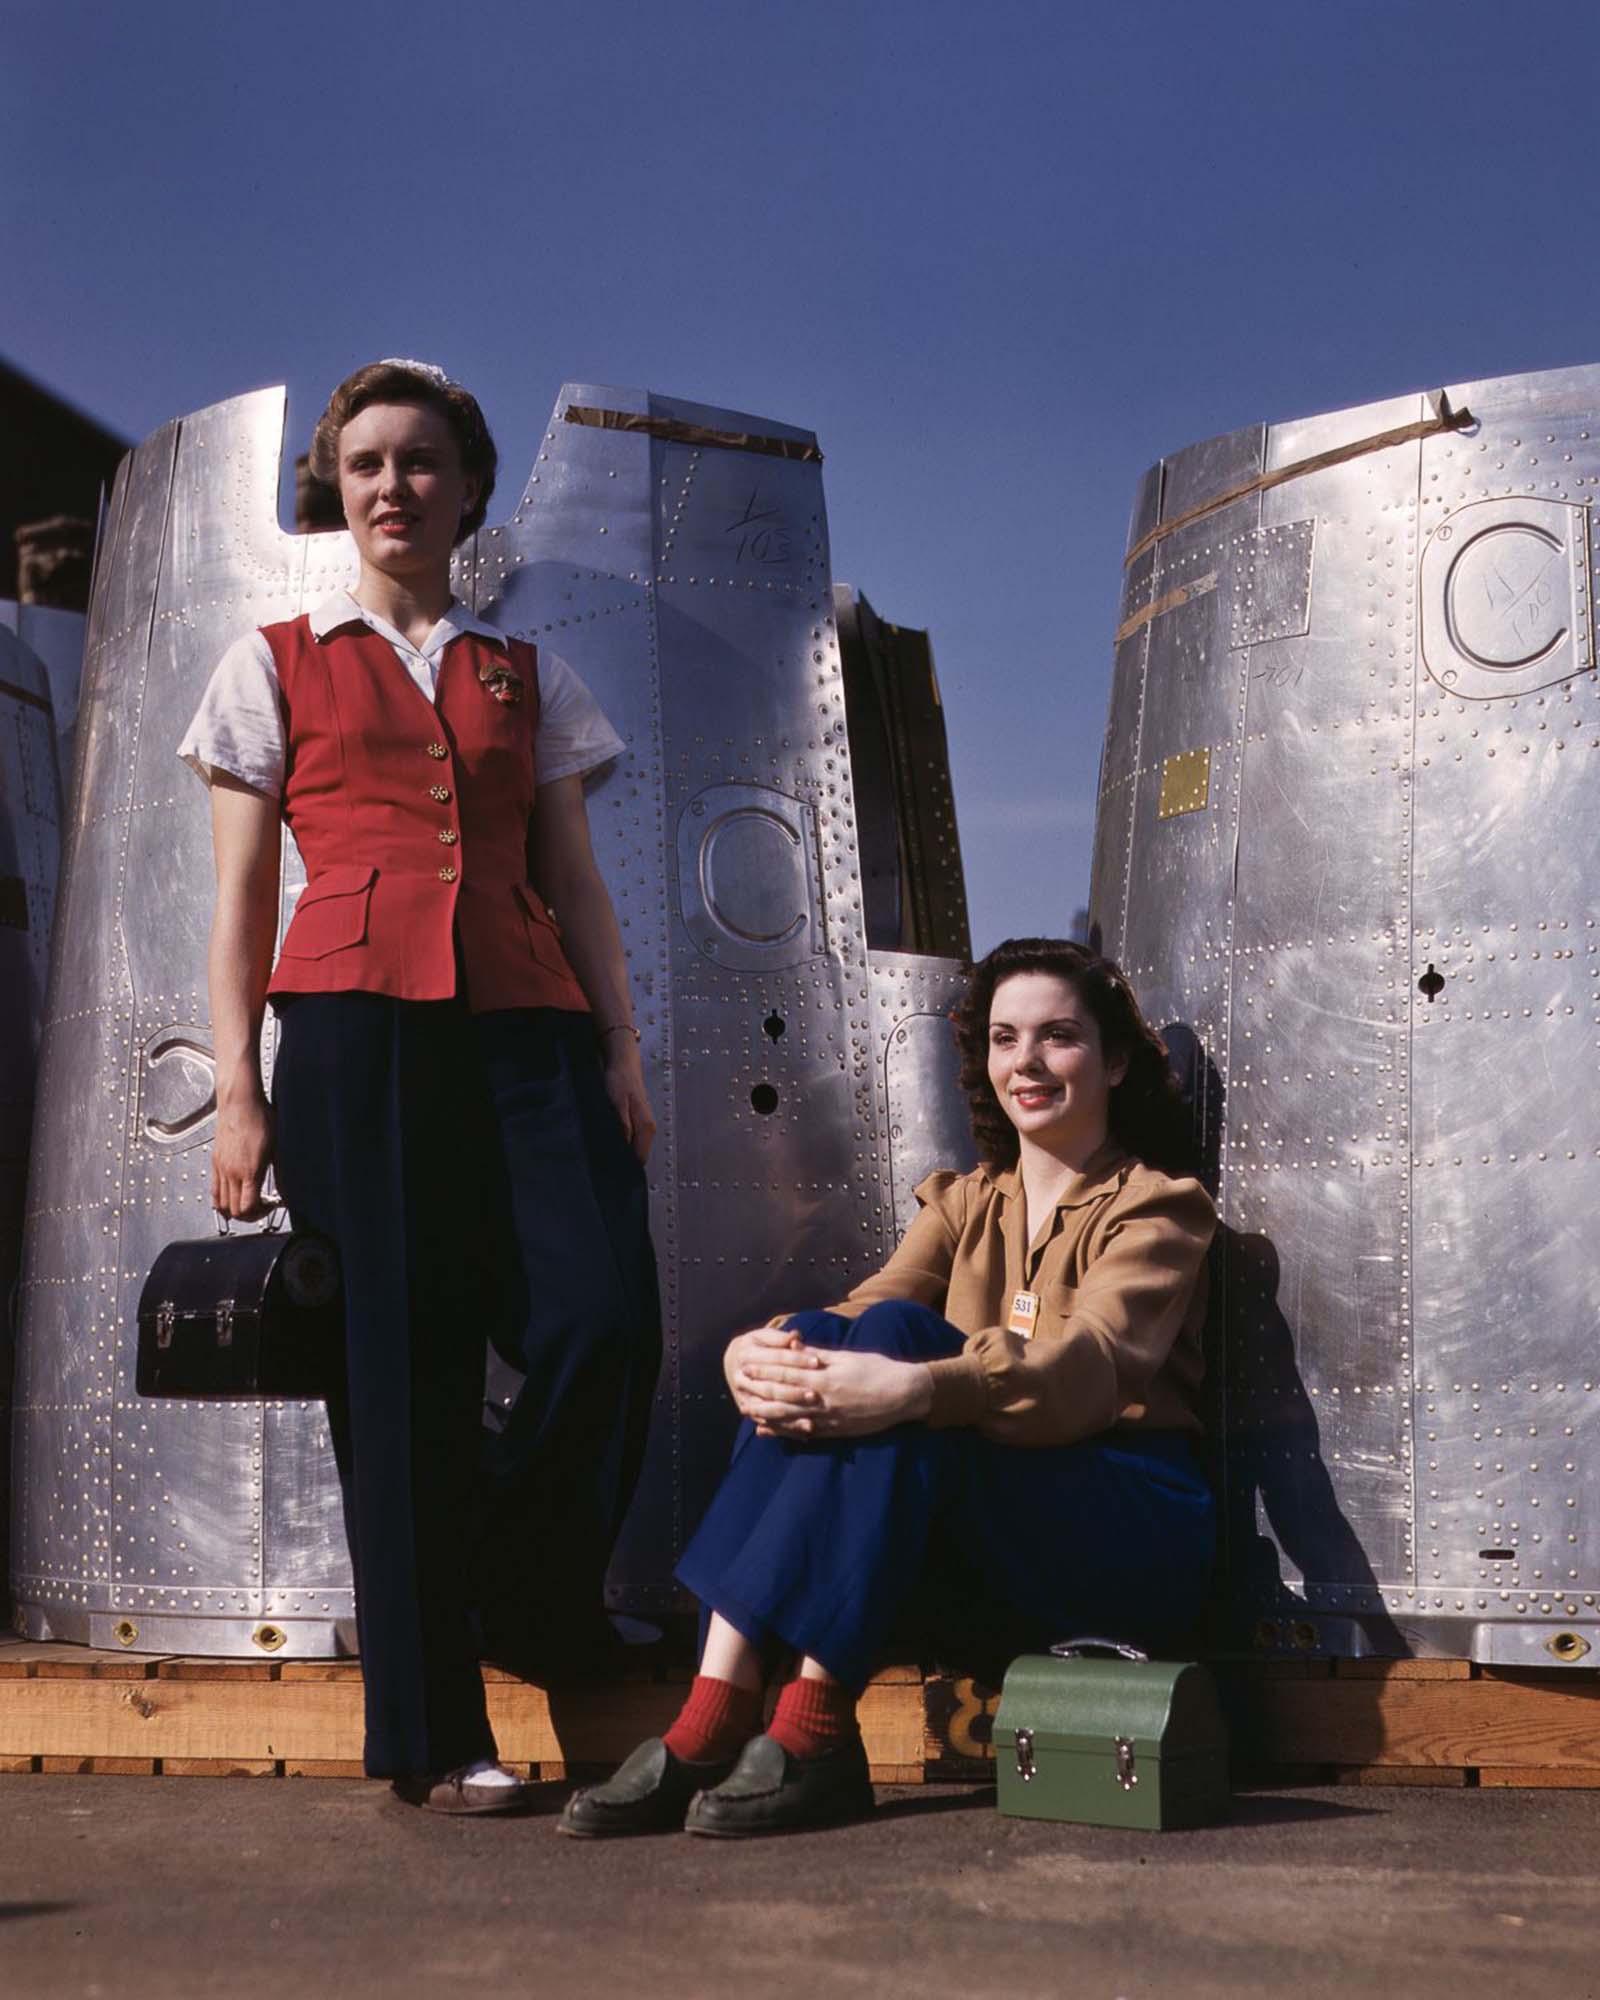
1157, 748, 1211, 820
113, 1620, 139, 1647
252, 1623, 288, 1653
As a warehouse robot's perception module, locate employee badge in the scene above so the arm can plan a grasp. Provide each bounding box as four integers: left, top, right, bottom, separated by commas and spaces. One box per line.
480, 662, 523, 706
1008, 1289, 1039, 1339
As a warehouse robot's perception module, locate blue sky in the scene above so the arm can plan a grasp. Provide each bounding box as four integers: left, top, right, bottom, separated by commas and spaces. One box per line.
5, 0, 1598, 949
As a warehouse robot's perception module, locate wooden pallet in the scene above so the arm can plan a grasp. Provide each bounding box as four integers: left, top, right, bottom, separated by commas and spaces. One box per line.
2, 1640, 1596, 1787
923, 1656, 1600, 1789
0, 1640, 926, 1783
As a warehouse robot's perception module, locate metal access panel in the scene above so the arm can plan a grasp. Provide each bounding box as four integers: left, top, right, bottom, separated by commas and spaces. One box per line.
10, 383, 972, 1656
1089, 363, 1600, 1667
833, 586, 970, 962
0, 602, 85, 796
0, 619, 66, 1615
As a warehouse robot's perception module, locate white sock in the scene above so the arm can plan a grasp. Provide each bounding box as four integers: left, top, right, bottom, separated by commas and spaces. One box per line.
460, 1758, 520, 1789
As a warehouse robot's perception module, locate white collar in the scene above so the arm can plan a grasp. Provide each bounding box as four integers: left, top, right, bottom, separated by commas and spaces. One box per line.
307, 590, 509, 654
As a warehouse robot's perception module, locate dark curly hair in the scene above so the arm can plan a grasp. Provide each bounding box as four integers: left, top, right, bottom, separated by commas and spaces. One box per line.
951, 937, 1197, 1177
309, 360, 497, 543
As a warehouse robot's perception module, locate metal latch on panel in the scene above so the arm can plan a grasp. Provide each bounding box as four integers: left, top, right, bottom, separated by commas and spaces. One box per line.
215, 1299, 234, 1350
1114, 1735, 1138, 1791
1014, 1726, 1036, 1783
156, 1302, 175, 1350
1158, 748, 1211, 820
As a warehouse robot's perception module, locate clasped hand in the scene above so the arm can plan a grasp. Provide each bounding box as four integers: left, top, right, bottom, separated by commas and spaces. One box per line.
724, 1326, 932, 1439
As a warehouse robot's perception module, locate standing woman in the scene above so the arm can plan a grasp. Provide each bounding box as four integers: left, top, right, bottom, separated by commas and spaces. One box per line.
180, 359, 661, 1813
562, 938, 1215, 1838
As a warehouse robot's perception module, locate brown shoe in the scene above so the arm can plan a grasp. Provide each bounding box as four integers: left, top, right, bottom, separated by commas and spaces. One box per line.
392, 1765, 532, 1816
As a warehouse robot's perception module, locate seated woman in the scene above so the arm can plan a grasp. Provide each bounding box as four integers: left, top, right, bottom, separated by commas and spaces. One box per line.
560, 936, 1217, 1839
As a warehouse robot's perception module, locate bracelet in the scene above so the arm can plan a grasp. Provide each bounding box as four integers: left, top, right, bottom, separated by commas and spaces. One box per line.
598, 1022, 641, 1043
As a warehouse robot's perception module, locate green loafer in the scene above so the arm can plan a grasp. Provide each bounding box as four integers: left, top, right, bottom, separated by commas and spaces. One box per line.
683, 1732, 875, 1839
557, 1736, 735, 1838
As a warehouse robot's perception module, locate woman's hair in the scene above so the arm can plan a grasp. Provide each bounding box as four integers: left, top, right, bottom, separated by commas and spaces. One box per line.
951, 936, 1197, 1176
309, 360, 498, 542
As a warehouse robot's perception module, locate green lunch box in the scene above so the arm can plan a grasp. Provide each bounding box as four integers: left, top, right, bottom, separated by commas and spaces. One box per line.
992, 1640, 1230, 1831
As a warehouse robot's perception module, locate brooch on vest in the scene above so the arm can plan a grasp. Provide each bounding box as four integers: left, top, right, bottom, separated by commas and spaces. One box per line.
479, 660, 523, 706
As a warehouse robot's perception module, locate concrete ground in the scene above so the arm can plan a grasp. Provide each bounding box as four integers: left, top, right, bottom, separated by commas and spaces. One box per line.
1, 1775, 1597, 2000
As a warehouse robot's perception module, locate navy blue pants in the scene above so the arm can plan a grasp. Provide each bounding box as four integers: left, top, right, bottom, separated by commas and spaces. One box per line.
273, 994, 660, 1779
676, 1302, 1215, 1690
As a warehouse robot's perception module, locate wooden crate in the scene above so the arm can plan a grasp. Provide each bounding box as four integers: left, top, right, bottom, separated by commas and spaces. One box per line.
0, 1639, 924, 1782
917, 1656, 1600, 1789
3, 1639, 1597, 1787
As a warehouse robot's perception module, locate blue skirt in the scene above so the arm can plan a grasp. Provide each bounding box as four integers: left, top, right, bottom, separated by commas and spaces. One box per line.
676, 1300, 1215, 1689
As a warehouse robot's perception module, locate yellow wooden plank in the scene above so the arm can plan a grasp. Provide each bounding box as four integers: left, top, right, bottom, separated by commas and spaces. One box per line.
1477, 1666, 1600, 1687
40, 1756, 159, 1775
858, 1680, 930, 1769
1477, 1766, 1600, 1789
868, 1762, 926, 1785
1333, 1659, 1473, 1681
278, 1661, 363, 1682
35, 1661, 158, 1682
1255, 1675, 1600, 1769
0, 1674, 365, 1763
156, 1658, 279, 1682
0, 1668, 930, 1772
0, 1754, 37, 1772
1332, 1764, 1471, 1786
283, 1760, 367, 1778
491, 1680, 677, 1765
163, 1757, 278, 1776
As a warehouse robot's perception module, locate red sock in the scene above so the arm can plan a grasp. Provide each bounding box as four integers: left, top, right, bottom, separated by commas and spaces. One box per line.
662, 1674, 762, 1765
767, 1674, 859, 1759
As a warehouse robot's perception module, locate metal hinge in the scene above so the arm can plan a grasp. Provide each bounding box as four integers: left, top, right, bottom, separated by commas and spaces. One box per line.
156, 1302, 175, 1350
1014, 1726, 1036, 1783
216, 1299, 234, 1349
1114, 1735, 1138, 1791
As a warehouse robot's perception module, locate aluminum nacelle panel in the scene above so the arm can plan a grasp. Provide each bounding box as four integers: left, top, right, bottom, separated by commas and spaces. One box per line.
1091, 364, 1600, 1663
1, 621, 65, 1605
13, 381, 972, 1649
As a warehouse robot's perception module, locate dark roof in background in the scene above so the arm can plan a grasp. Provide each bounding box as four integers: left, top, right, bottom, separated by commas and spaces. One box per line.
1, 358, 129, 601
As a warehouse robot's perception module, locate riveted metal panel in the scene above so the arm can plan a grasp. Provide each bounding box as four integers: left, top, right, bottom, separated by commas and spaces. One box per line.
1091, 364, 1600, 1662
1125, 461, 1164, 559
0, 621, 64, 1610
14, 380, 971, 1646
1159, 423, 1266, 525
0, 602, 85, 794
880, 976, 975, 1237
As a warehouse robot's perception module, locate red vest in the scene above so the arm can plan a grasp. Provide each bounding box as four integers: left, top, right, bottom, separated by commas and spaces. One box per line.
263, 616, 590, 1014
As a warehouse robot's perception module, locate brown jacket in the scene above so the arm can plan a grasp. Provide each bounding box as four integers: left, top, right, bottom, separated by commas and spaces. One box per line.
823, 1144, 1216, 1447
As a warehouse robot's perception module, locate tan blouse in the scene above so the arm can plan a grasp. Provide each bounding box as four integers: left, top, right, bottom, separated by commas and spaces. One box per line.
819, 1143, 1216, 1448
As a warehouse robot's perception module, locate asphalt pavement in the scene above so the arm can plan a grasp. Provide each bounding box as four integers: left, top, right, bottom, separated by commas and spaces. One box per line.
2, 1774, 1597, 2000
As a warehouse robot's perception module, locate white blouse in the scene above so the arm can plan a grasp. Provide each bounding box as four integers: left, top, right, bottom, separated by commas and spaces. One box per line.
179, 591, 625, 798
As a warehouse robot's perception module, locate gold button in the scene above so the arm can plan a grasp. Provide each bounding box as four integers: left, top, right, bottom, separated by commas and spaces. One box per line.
429, 785, 451, 803
426, 741, 449, 760
438, 827, 458, 845
438, 865, 457, 883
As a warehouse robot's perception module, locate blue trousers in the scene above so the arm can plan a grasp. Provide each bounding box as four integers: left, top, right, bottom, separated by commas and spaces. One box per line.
273, 994, 660, 1779
676, 1302, 1215, 1690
